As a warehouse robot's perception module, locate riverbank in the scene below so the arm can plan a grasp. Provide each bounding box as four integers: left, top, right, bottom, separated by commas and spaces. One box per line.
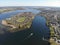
46, 20, 57, 45
38, 9, 60, 45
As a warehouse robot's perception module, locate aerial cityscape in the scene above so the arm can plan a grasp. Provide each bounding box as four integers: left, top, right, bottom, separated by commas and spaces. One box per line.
0, 0, 60, 45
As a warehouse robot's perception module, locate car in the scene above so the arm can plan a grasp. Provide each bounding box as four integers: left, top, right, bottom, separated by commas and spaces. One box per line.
57, 40, 60, 43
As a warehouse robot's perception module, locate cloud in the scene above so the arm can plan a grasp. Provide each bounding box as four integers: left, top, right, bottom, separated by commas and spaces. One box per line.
36, 1, 60, 7
0, 0, 60, 7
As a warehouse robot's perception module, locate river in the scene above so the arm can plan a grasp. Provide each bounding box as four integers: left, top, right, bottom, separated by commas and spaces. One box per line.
0, 7, 50, 45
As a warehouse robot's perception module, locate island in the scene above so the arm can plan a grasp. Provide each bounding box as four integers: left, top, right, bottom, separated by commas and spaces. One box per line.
2, 12, 35, 32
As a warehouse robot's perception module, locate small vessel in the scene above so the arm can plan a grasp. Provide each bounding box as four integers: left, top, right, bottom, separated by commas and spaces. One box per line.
30, 33, 34, 36
24, 33, 34, 40
42, 37, 45, 40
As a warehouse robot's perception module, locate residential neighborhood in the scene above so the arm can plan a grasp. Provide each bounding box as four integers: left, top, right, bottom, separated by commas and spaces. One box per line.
39, 10, 60, 45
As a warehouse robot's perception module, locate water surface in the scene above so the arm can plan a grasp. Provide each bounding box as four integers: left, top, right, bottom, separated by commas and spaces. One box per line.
0, 8, 50, 45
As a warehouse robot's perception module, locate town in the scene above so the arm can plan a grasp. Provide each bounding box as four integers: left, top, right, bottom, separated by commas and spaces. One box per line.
39, 10, 60, 45
1, 12, 35, 32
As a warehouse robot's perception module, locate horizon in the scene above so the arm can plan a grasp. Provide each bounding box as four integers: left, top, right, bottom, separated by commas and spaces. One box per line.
0, 0, 60, 7
0, 6, 60, 8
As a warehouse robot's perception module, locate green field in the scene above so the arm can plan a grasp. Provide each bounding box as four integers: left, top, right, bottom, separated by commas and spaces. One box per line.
16, 17, 26, 23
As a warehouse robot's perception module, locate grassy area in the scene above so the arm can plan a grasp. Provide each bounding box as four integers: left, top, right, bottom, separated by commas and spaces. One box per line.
49, 26, 57, 45
46, 20, 57, 45
16, 17, 26, 22
46, 20, 55, 37
48, 23, 56, 45
26, 22, 32, 28
50, 38, 57, 45
50, 26, 55, 37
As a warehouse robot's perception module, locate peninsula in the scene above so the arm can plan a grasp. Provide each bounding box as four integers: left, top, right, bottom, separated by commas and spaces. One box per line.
2, 12, 35, 32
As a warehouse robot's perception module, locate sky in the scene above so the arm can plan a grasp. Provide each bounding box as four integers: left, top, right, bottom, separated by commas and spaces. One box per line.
0, 0, 60, 7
